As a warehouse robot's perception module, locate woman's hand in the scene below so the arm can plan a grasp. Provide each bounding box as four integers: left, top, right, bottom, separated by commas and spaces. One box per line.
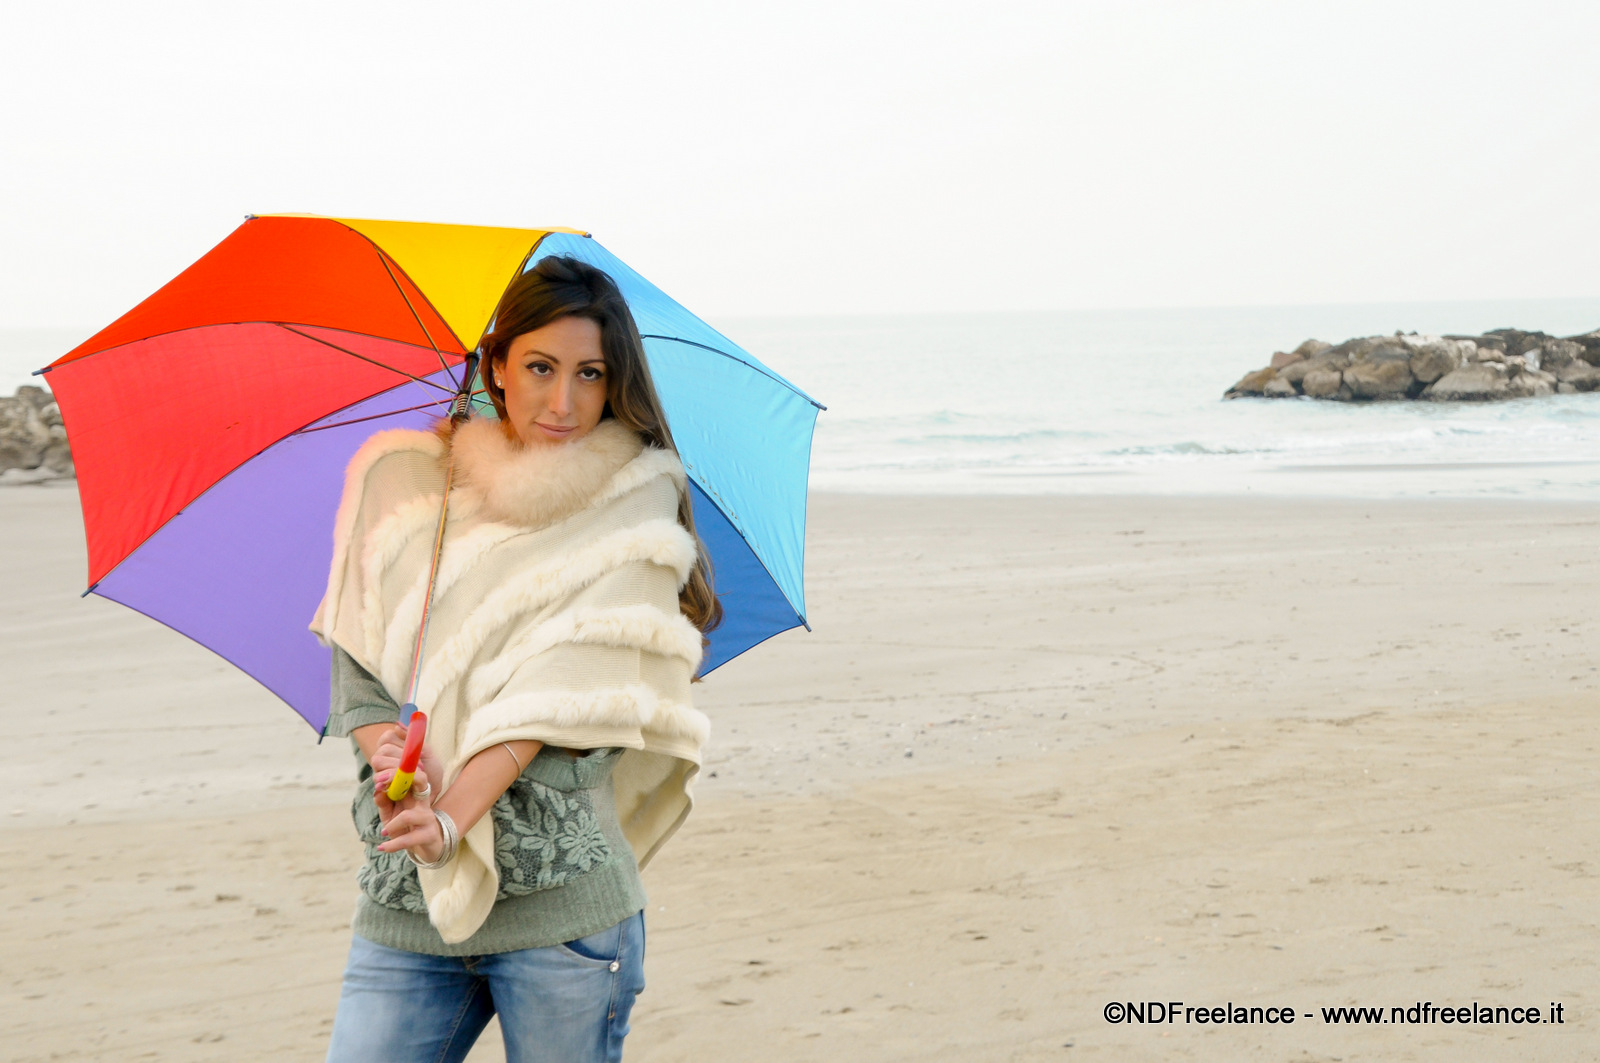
416, 742, 445, 798
375, 799, 444, 864
354, 725, 543, 868
372, 761, 433, 814
369, 725, 441, 803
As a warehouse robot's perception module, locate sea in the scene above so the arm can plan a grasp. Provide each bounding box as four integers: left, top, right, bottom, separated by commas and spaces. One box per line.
10, 297, 1600, 500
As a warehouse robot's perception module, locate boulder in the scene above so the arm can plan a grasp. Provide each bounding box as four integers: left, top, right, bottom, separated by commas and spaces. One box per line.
1224, 367, 1279, 399
1409, 340, 1468, 383
1301, 367, 1344, 398
1464, 333, 1507, 352
0, 467, 59, 486
1329, 336, 1387, 361
1291, 339, 1332, 360
1518, 332, 1556, 358
1280, 353, 1349, 386
1423, 363, 1516, 401
1343, 346, 1416, 399
1510, 365, 1557, 397
1278, 360, 1314, 386
14, 385, 53, 411
1555, 363, 1600, 391
41, 440, 74, 475
1568, 330, 1600, 365
1537, 338, 1586, 372
1270, 350, 1304, 370
1263, 377, 1298, 398
1483, 328, 1553, 359
1510, 374, 1554, 398
1349, 340, 1409, 362
0, 395, 51, 471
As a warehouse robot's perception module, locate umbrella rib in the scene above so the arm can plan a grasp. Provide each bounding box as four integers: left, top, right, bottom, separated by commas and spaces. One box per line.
296, 388, 488, 434
275, 325, 456, 394
639, 335, 827, 410
375, 249, 459, 389
295, 396, 455, 434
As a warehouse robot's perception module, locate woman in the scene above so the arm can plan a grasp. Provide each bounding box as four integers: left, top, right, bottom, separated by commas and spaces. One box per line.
311, 255, 718, 1063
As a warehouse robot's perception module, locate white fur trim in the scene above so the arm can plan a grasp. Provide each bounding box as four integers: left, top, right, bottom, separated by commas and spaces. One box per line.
430, 521, 526, 602
423, 444, 685, 611
419, 818, 497, 943
452, 417, 643, 529
363, 495, 441, 667
590, 447, 686, 510
465, 604, 705, 708
407, 519, 699, 709
375, 515, 529, 690
376, 516, 525, 693
310, 428, 441, 644
459, 685, 712, 759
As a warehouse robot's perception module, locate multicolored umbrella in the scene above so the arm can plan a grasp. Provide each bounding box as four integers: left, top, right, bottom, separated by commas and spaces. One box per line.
41, 215, 821, 732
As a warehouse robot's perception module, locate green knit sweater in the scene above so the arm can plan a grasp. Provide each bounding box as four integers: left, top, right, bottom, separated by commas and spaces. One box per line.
327, 646, 647, 956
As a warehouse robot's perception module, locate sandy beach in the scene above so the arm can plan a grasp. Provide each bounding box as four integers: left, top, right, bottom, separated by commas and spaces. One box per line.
3, 485, 1598, 1061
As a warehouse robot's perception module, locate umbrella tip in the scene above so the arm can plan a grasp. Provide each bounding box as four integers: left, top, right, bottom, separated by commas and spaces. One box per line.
31, 366, 49, 376
80, 582, 99, 599
244, 213, 257, 221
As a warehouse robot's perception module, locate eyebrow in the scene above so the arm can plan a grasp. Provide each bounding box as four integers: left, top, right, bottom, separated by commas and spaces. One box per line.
520, 349, 606, 366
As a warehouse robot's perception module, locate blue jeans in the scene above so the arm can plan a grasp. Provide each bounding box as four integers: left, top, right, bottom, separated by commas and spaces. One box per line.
325, 911, 646, 1063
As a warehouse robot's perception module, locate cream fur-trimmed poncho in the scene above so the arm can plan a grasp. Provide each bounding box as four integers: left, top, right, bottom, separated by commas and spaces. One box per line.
310, 417, 708, 944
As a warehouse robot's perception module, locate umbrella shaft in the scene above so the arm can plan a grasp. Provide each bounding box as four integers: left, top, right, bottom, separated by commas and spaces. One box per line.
403, 353, 479, 710
404, 454, 457, 707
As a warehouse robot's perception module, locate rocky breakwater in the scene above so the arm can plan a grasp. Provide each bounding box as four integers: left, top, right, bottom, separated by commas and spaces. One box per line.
0, 385, 73, 484
1225, 328, 1600, 402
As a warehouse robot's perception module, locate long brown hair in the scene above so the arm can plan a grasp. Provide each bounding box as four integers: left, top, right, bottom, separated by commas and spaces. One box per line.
477, 254, 722, 636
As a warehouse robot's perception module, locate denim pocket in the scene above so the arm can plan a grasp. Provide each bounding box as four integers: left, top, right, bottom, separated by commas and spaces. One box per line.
558, 918, 625, 965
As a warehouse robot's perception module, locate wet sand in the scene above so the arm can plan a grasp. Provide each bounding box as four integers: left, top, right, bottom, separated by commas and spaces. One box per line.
3, 487, 1598, 1061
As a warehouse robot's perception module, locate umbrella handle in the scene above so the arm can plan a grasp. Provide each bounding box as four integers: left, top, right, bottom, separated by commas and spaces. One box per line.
386, 707, 428, 801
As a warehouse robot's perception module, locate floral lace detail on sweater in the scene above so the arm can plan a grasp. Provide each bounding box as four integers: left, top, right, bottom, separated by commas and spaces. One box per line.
350, 755, 619, 912
352, 786, 429, 913
492, 779, 612, 896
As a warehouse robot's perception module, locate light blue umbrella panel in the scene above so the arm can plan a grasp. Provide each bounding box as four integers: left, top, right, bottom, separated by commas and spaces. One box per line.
527, 234, 822, 673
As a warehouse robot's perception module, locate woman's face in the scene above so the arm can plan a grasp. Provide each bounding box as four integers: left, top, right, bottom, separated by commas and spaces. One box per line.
495, 316, 609, 446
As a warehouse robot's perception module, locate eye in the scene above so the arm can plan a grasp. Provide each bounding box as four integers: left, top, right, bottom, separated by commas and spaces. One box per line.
579, 366, 606, 382
525, 360, 553, 376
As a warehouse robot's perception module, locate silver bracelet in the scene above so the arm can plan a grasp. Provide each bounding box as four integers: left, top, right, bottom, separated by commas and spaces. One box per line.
407, 808, 459, 870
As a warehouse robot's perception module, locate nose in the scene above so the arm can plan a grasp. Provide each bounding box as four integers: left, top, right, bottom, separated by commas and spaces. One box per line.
548, 373, 573, 417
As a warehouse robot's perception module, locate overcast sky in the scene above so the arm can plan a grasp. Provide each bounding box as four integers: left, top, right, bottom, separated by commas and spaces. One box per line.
4, 0, 1598, 328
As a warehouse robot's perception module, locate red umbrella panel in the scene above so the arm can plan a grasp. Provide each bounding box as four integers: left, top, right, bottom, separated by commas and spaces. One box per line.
51, 215, 474, 585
